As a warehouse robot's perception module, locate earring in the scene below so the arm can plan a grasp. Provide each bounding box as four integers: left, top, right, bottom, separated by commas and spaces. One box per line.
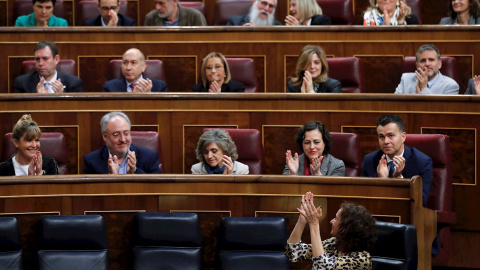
396, 1, 400, 7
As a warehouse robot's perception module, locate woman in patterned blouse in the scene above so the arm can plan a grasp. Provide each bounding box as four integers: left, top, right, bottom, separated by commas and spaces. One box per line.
285, 192, 376, 269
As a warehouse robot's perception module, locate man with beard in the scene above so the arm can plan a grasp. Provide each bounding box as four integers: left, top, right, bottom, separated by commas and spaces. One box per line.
144, 0, 206, 26
395, 44, 459, 94
84, 112, 162, 174
14, 41, 82, 93
227, 0, 282, 26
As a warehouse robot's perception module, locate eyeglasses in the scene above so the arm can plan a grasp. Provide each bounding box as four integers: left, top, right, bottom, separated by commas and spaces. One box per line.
105, 130, 130, 139
100, 6, 119, 11
206, 65, 224, 71
258, 0, 275, 9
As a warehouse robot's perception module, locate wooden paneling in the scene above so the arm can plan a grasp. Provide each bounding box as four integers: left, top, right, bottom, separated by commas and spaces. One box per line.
0, 175, 432, 270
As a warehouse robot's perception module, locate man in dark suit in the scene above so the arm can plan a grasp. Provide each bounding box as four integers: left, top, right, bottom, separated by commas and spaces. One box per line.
14, 41, 82, 93
227, 0, 282, 26
84, 0, 136, 26
465, 76, 479, 95
84, 112, 162, 174
103, 48, 168, 92
361, 114, 432, 207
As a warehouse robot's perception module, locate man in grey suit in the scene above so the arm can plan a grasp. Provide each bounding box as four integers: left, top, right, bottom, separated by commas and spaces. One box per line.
395, 44, 459, 95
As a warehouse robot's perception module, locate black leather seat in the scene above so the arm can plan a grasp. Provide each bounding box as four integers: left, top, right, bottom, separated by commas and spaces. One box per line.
372, 221, 418, 270
217, 217, 290, 270
0, 217, 23, 270
37, 215, 108, 270
131, 212, 202, 270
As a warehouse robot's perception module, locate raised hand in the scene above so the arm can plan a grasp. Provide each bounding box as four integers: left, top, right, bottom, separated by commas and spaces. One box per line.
286, 150, 299, 175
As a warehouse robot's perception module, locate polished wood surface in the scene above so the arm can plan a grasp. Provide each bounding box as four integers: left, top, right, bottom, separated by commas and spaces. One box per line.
0, 174, 434, 270
0, 93, 479, 268
2, 26, 480, 94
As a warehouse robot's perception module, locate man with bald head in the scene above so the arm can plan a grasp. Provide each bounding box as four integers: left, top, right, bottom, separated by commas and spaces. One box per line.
103, 48, 168, 92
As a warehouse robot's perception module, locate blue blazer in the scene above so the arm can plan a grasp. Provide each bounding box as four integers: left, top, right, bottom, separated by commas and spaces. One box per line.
361, 146, 432, 206
14, 71, 82, 93
84, 14, 136, 26
226, 14, 282, 26
102, 76, 168, 92
84, 144, 161, 174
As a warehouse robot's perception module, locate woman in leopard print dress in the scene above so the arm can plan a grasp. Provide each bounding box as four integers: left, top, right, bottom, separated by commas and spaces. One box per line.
285, 192, 376, 269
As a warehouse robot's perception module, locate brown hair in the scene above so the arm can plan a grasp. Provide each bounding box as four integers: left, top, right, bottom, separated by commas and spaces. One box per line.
290, 45, 329, 87
12, 114, 42, 141
335, 202, 376, 253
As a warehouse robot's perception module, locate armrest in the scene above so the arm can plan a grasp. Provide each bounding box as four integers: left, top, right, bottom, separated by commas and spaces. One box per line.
436, 210, 457, 225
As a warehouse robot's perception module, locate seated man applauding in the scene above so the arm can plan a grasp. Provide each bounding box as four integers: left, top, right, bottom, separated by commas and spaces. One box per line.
103, 48, 168, 92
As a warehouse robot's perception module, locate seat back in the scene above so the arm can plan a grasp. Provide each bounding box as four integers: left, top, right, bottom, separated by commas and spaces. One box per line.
404, 134, 452, 212
406, 0, 422, 24
316, 0, 354, 25
179, 1, 206, 16
372, 221, 418, 270
131, 212, 202, 270
226, 58, 258, 93
330, 132, 361, 176
404, 134, 455, 262
203, 128, 265, 174
217, 217, 290, 270
214, 0, 253, 25
13, 0, 67, 25
21, 59, 77, 76
130, 131, 164, 172
0, 217, 23, 270
401, 56, 459, 86
108, 59, 165, 81
77, 0, 129, 26
1, 132, 69, 175
327, 57, 366, 93
37, 215, 108, 270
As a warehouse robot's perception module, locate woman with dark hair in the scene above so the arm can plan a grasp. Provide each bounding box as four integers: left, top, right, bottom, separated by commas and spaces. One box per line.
440, 0, 480, 24
287, 45, 342, 93
0, 114, 58, 176
286, 192, 376, 269
191, 129, 249, 174
284, 121, 345, 176
192, 52, 245, 93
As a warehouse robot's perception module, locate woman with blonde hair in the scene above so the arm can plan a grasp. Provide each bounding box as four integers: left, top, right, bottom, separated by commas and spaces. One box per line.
192, 52, 245, 93
288, 45, 341, 93
0, 114, 58, 176
363, 0, 419, 25
285, 0, 331, 25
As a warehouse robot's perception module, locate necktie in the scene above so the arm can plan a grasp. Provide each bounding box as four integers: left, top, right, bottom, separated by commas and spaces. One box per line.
43, 82, 51, 92
130, 83, 137, 91
388, 161, 395, 178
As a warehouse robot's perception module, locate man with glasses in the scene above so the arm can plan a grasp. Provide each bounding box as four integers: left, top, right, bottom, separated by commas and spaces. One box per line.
227, 0, 281, 26
84, 0, 136, 26
84, 112, 162, 174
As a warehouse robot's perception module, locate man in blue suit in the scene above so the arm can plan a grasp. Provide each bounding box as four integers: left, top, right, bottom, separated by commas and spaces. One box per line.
103, 48, 168, 92
84, 112, 162, 174
84, 0, 136, 26
361, 114, 432, 207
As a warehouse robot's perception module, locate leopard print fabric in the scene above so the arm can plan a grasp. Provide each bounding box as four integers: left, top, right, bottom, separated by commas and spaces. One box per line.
285, 237, 372, 270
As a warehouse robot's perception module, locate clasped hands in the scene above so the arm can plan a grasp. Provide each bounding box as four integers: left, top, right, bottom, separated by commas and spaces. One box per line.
377, 154, 405, 178
133, 78, 153, 92
286, 150, 323, 175
415, 66, 429, 93
108, 150, 137, 174
300, 71, 315, 93
28, 151, 44, 175
222, 155, 234, 174
382, 1, 408, 25
297, 191, 322, 226
36, 77, 65, 93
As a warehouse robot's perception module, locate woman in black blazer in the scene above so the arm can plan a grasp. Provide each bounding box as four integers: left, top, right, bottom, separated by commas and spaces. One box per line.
0, 114, 58, 176
287, 45, 342, 93
285, 0, 332, 26
192, 52, 245, 93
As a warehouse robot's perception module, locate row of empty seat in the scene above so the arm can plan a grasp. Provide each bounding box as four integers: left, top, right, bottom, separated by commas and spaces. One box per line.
10, 0, 425, 26
0, 214, 418, 270
15, 56, 462, 94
